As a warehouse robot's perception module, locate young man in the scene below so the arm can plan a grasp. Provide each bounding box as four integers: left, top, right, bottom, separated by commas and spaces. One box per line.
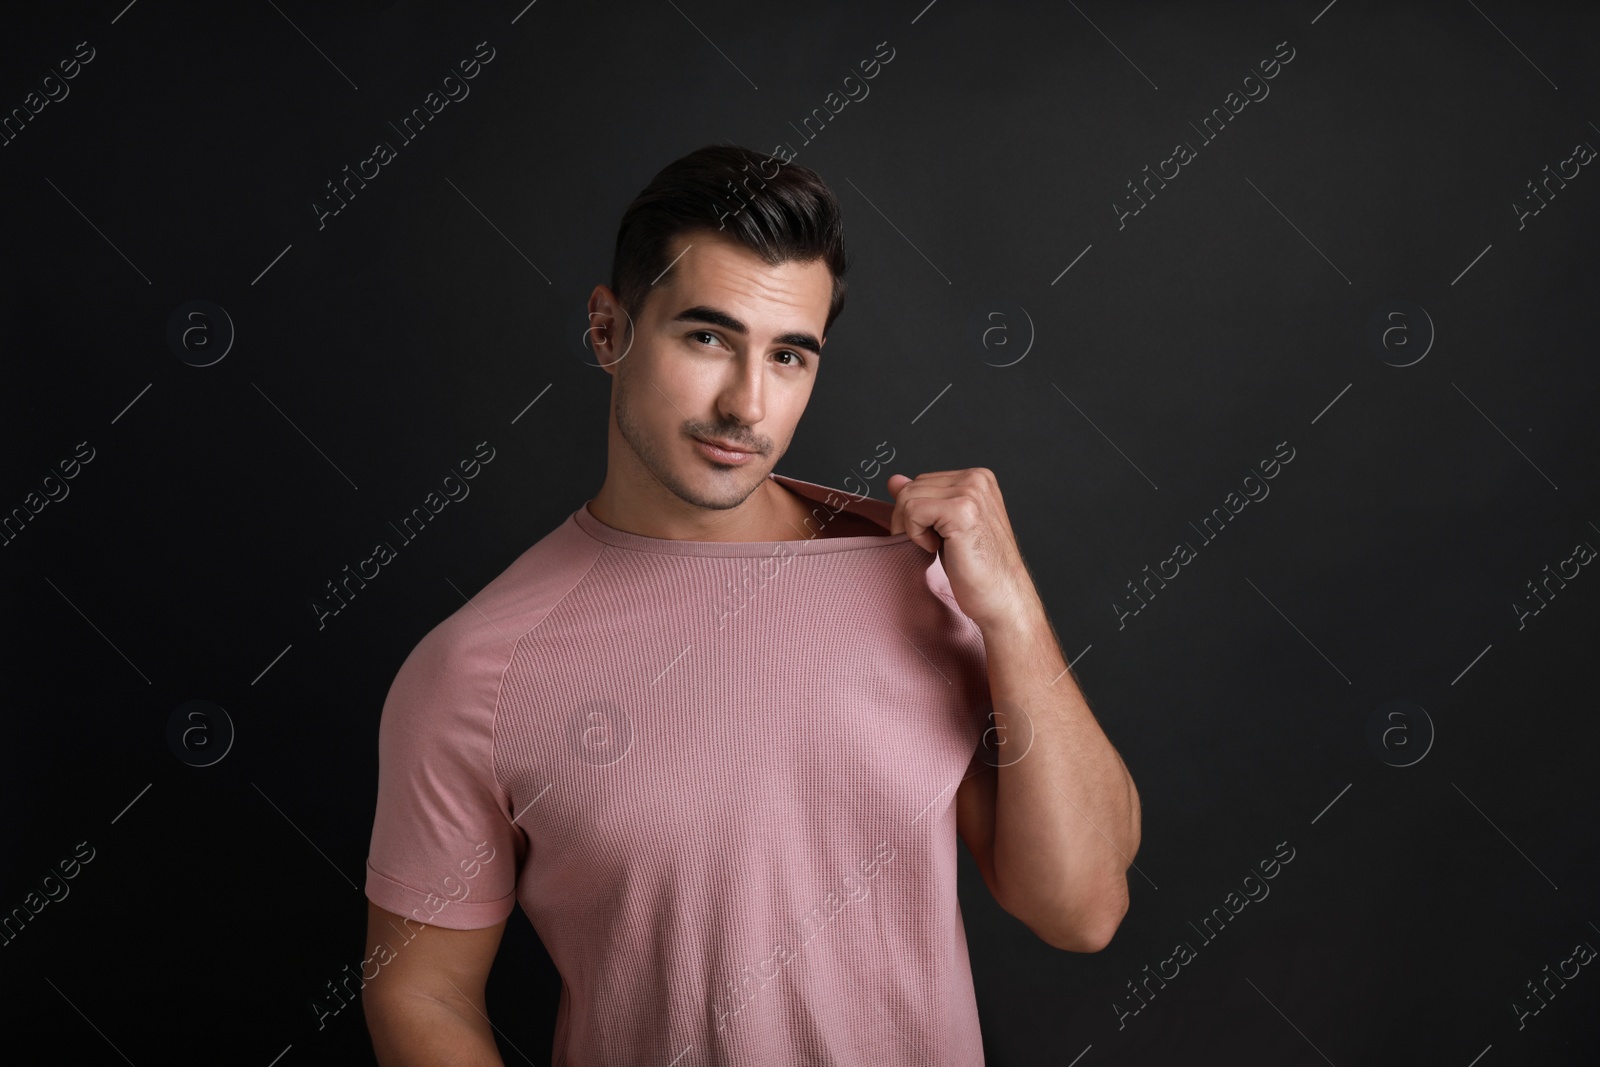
361, 144, 1140, 1065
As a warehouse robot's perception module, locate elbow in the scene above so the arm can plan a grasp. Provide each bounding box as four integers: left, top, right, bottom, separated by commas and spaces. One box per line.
1035, 901, 1127, 953
1016, 878, 1130, 953
1080, 899, 1130, 952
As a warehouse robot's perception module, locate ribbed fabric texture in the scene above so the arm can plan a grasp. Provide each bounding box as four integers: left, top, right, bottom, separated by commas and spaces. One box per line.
365, 473, 991, 1066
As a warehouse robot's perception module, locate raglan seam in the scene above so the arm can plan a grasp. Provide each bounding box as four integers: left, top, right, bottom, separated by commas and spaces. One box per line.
489, 533, 610, 821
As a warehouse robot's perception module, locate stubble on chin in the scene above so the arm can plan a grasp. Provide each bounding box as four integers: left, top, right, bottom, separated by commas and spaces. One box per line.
616, 366, 788, 513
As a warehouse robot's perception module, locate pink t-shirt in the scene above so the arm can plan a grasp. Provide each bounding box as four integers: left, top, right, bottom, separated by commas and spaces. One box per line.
365, 472, 992, 1065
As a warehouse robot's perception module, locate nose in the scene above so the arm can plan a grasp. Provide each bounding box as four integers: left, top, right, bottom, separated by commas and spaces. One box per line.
715, 349, 766, 437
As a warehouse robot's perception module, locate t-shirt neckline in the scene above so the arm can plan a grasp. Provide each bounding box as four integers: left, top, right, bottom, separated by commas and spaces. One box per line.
571, 473, 912, 558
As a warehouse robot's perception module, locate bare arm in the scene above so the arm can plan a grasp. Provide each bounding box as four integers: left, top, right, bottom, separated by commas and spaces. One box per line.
361, 900, 509, 1067
882, 467, 1138, 952
981, 598, 1139, 952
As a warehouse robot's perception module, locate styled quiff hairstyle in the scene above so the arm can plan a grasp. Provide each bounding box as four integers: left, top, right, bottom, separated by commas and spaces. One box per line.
609, 144, 850, 341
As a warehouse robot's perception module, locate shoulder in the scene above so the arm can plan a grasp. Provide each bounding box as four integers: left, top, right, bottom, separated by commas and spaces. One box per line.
444, 511, 606, 652
382, 513, 605, 731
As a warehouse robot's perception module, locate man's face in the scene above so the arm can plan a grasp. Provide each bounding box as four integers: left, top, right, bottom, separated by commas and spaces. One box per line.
596, 227, 833, 512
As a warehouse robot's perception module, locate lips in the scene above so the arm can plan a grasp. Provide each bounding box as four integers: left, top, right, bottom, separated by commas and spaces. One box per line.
695, 436, 755, 455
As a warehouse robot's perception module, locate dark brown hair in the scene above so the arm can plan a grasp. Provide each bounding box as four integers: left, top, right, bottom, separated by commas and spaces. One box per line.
610, 144, 850, 340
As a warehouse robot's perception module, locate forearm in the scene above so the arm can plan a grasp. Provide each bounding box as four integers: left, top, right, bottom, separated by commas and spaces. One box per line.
980, 594, 1140, 949
365, 990, 507, 1067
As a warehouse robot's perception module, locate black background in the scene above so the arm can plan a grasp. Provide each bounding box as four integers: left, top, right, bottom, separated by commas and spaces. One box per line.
2, 1, 1597, 1064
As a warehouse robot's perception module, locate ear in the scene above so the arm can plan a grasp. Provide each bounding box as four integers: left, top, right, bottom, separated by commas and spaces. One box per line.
587, 285, 634, 375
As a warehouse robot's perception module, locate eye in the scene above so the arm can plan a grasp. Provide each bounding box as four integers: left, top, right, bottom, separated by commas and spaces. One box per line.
774, 350, 808, 369
689, 330, 721, 348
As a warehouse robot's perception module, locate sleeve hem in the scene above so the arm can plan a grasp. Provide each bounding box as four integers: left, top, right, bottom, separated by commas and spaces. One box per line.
363, 861, 517, 930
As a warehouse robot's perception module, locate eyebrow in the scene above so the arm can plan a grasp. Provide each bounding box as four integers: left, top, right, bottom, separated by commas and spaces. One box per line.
671, 305, 823, 356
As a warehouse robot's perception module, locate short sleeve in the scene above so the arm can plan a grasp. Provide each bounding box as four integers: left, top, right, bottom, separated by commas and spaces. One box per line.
964, 735, 989, 781
364, 621, 526, 930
